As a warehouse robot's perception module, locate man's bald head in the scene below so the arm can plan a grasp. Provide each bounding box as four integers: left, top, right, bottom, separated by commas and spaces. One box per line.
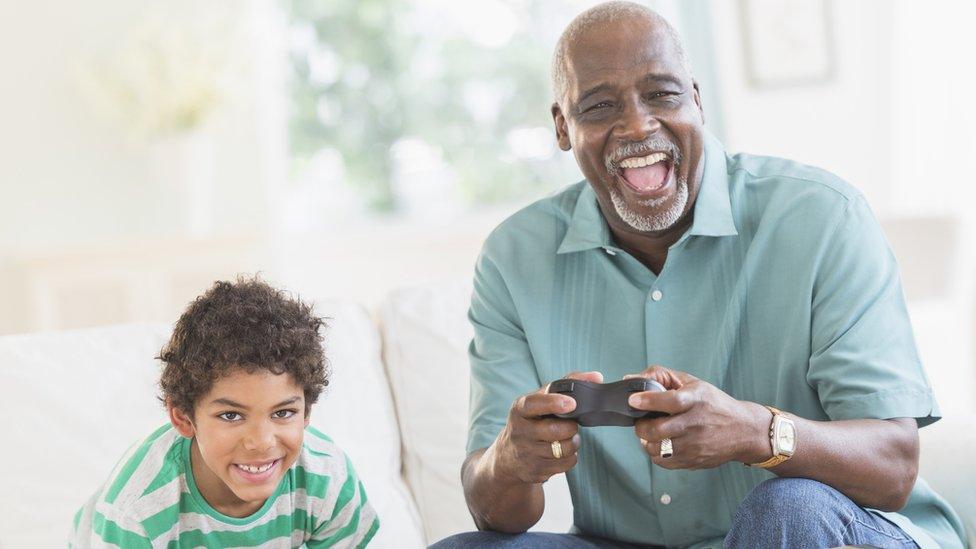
550, 1, 692, 107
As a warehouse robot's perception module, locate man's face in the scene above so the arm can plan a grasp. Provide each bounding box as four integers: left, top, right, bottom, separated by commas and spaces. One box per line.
171, 369, 308, 516
553, 18, 705, 235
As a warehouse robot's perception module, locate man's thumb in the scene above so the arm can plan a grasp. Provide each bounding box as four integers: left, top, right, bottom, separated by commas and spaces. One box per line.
563, 370, 604, 384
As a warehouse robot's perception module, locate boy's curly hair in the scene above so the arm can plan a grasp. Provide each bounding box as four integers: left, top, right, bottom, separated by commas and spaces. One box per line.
158, 276, 329, 416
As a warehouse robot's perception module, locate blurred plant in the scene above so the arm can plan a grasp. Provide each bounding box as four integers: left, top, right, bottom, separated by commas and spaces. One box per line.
288, 0, 413, 210
287, 0, 581, 212
77, 6, 244, 140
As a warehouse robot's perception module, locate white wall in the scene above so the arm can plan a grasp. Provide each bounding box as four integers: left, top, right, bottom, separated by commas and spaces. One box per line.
0, 0, 277, 254
889, 1, 976, 217
709, 0, 976, 218
710, 0, 893, 209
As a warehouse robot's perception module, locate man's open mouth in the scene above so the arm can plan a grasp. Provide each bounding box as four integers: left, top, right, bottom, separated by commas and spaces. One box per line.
618, 151, 673, 194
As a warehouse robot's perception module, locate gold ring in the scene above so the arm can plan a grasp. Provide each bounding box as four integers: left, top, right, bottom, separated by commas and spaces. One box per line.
551, 440, 563, 459
660, 437, 673, 458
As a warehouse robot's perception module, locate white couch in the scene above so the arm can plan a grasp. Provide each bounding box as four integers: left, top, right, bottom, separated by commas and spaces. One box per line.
1, 277, 974, 547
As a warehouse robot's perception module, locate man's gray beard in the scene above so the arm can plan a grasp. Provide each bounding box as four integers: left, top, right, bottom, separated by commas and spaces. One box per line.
608, 174, 689, 232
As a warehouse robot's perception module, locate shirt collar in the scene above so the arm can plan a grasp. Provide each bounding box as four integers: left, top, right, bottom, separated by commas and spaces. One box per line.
556, 183, 612, 254
687, 130, 738, 238
557, 130, 737, 255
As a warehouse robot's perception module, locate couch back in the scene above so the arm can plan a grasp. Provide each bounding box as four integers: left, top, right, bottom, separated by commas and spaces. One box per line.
0, 301, 425, 548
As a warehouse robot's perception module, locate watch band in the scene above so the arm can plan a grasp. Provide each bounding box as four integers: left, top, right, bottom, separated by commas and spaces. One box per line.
749, 453, 791, 469
748, 406, 792, 468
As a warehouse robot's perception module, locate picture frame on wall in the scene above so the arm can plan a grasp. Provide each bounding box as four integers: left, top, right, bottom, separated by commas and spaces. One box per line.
738, 0, 836, 88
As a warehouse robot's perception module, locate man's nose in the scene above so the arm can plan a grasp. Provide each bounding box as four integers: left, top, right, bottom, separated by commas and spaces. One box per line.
616, 99, 660, 142
243, 420, 276, 452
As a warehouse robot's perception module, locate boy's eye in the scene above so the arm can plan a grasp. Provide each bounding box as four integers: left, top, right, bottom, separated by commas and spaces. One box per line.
273, 409, 297, 420
218, 412, 243, 422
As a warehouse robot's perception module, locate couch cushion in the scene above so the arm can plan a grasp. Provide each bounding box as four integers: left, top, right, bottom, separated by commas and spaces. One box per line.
309, 300, 425, 547
380, 279, 573, 544
0, 300, 424, 547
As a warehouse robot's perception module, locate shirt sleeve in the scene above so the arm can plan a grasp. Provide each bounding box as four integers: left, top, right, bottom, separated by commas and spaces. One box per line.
308, 452, 379, 549
807, 195, 940, 426
466, 247, 544, 454
70, 506, 152, 548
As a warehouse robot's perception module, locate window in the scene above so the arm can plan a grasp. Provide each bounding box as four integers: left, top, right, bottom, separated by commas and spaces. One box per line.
285, 0, 719, 214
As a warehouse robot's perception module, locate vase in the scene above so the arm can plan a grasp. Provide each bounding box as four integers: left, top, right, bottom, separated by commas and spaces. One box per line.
147, 129, 216, 237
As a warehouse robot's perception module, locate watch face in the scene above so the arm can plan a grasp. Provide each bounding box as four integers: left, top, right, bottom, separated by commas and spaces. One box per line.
776, 420, 796, 454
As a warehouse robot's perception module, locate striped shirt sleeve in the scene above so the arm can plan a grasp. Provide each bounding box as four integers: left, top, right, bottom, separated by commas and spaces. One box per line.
70, 495, 152, 549
70, 427, 177, 548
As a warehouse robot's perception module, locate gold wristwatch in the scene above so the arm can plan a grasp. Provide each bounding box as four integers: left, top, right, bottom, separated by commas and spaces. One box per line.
748, 405, 796, 468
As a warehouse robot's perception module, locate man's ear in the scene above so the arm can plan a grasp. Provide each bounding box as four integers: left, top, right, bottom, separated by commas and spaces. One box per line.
168, 402, 196, 439
692, 80, 705, 125
303, 408, 311, 428
551, 102, 572, 151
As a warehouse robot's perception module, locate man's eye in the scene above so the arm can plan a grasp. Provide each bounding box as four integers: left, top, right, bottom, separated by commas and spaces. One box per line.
585, 101, 612, 112
218, 412, 243, 422
273, 410, 297, 420
650, 91, 680, 100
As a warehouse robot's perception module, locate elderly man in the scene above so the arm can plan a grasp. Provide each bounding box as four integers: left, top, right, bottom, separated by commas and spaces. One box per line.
433, 2, 967, 548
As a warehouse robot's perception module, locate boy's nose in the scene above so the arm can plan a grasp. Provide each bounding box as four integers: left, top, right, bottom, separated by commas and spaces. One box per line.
243, 423, 276, 451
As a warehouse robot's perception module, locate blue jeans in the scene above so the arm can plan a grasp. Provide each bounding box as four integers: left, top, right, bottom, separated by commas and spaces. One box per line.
430, 478, 920, 548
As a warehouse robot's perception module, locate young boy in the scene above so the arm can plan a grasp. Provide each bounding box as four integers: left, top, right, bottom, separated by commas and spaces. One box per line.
70, 278, 379, 548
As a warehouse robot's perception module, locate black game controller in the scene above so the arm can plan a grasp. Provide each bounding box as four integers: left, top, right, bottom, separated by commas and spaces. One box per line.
546, 378, 668, 426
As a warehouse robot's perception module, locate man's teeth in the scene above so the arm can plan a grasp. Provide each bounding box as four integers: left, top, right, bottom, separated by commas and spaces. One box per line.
619, 152, 668, 168
236, 461, 275, 474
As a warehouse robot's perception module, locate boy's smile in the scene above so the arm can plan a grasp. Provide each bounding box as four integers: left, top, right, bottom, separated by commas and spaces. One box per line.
171, 369, 309, 518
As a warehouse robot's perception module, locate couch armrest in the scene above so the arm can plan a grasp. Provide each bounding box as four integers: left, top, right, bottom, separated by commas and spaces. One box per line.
919, 413, 976, 546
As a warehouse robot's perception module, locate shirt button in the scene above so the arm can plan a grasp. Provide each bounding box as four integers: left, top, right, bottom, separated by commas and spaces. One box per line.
660, 493, 671, 505
650, 290, 663, 301
603, 247, 616, 256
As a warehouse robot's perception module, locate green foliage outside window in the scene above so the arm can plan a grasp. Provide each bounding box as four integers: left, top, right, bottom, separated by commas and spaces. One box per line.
287, 0, 580, 211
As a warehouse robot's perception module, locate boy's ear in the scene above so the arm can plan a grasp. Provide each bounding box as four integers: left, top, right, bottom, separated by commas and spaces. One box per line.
168, 402, 196, 439
304, 409, 311, 428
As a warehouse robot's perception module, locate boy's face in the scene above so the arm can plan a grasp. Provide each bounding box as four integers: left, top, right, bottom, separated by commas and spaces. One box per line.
169, 369, 309, 516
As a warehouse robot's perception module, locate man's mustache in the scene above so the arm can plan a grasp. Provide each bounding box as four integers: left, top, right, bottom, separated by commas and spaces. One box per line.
605, 138, 682, 175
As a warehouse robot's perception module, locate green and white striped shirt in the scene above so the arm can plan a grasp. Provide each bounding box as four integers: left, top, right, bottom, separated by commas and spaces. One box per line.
70, 424, 379, 548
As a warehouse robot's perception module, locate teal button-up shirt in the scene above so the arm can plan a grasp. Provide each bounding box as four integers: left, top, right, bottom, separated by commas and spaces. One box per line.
467, 132, 967, 548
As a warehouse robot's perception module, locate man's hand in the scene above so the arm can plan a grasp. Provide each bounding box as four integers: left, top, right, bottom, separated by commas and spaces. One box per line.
490, 371, 603, 484
462, 371, 604, 532
626, 365, 769, 469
